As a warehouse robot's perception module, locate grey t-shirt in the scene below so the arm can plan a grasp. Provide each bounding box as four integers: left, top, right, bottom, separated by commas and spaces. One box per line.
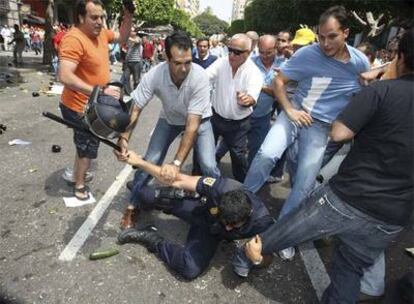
131, 62, 212, 125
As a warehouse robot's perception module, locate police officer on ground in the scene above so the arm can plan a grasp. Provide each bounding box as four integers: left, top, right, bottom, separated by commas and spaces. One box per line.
117, 150, 273, 280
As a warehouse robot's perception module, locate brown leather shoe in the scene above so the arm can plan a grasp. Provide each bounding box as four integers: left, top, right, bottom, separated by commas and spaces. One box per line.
120, 207, 139, 230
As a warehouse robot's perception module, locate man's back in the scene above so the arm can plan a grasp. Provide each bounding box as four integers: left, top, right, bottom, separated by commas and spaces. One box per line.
330, 75, 414, 225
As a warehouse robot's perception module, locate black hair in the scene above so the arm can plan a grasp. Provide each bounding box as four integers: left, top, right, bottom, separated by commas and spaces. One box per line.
164, 31, 193, 60
319, 5, 349, 30
219, 190, 252, 226
278, 30, 292, 41
357, 42, 376, 64
74, 0, 103, 25
196, 37, 210, 47
398, 28, 414, 71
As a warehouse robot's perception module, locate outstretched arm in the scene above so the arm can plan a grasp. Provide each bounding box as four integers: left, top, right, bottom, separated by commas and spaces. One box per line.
124, 151, 201, 192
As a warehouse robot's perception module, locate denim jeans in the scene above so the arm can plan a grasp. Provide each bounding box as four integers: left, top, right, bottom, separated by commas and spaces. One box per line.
244, 111, 329, 218
232, 184, 404, 303
130, 118, 220, 205
248, 113, 272, 164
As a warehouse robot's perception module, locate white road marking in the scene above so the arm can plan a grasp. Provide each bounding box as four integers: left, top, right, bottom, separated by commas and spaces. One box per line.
299, 242, 331, 300
59, 165, 133, 261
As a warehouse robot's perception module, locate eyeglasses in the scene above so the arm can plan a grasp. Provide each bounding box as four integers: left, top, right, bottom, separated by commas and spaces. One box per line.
228, 47, 248, 56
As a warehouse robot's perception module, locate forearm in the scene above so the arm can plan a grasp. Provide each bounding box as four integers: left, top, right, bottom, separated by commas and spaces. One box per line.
118, 13, 133, 45
274, 79, 293, 112
120, 105, 141, 140
261, 86, 274, 97
174, 127, 198, 163
129, 157, 199, 191
60, 72, 94, 96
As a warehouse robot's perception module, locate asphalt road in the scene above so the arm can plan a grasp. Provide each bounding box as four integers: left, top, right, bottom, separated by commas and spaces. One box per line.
0, 52, 412, 304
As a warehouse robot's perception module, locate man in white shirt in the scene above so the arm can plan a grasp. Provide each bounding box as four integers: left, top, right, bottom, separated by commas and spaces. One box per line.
206, 33, 263, 182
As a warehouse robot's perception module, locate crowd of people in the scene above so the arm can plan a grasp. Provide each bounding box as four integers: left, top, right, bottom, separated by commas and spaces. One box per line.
52, 0, 412, 303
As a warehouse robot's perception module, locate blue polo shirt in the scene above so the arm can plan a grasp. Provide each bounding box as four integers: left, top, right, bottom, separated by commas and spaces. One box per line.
251, 56, 281, 118
281, 44, 369, 123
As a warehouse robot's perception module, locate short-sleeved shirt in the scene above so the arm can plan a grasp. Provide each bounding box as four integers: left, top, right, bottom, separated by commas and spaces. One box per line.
131, 62, 212, 125
59, 27, 115, 113
142, 41, 154, 59
207, 57, 263, 120
330, 74, 414, 225
196, 176, 273, 240
251, 55, 279, 118
281, 43, 369, 123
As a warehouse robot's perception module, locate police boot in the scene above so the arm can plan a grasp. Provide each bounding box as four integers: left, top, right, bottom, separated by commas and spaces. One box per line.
118, 225, 163, 253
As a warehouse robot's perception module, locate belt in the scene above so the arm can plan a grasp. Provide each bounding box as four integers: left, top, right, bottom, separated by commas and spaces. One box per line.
212, 108, 250, 122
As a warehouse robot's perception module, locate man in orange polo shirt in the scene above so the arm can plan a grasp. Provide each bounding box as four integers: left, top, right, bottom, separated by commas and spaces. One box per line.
59, 0, 133, 200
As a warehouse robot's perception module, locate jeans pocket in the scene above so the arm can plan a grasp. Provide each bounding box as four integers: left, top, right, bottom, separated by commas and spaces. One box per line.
376, 224, 403, 235
322, 194, 354, 220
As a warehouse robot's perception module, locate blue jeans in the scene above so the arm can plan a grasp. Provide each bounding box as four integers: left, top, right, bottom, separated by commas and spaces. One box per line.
244, 111, 329, 218
248, 113, 272, 164
130, 118, 220, 205
232, 184, 404, 303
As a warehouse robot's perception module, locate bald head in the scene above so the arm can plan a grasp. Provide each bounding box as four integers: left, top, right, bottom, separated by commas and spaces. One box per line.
246, 31, 259, 51
230, 33, 252, 52
258, 35, 276, 65
258, 35, 276, 49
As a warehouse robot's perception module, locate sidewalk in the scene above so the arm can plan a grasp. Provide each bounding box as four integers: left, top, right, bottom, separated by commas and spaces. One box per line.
0, 50, 51, 88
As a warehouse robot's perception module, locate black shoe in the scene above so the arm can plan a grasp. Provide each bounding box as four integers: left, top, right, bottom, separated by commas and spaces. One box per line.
118, 225, 163, 253
126, 180, 134, 191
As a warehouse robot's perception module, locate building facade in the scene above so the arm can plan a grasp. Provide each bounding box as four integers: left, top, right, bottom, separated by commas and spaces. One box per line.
231, 0, 252, 21
0, 0, 21, 26
175, 0, 200, 17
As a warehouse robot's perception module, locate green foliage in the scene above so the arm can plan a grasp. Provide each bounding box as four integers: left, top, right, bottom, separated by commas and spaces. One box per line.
228, 19, 245, 36
244, 0, 413, 34
135, 0, 175, 26
193, 10, 229, 36
171, 9, 203, 37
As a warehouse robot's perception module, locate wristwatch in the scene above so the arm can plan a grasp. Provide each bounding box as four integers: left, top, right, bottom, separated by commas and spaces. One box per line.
172, 159, 182, 167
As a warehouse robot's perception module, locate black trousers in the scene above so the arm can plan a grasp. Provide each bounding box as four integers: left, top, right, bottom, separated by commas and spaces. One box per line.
136, 185, 221, 280
211, 112, 251, 182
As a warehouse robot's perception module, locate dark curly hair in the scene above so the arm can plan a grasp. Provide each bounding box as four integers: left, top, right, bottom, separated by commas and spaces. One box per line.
218, 190, 252, 226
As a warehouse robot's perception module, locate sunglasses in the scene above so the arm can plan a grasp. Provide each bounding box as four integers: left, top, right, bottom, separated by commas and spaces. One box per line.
228, 47, 248, 56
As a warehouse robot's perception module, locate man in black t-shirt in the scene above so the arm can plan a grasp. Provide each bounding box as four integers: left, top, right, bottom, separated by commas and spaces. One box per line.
117, 150, 273, 280
234, 28, 414, 303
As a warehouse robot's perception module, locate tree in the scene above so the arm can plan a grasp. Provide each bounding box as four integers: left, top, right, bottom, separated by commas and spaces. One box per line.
171, 9, 203, 37
228, 19, 245, 36
244, 0, 413, 36
135, 0, 174, 27
43, 0, 54, 65
193, 9, 229, 36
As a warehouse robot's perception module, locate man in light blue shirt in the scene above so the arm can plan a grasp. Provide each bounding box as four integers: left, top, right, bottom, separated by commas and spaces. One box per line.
244, 6, 369, 260
249, 35, 279, 164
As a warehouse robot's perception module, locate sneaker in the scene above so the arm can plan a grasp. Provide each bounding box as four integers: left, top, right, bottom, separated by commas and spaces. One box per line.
266, 175, 284, 184
62, 167, 93, 185
279, 247, 295, 260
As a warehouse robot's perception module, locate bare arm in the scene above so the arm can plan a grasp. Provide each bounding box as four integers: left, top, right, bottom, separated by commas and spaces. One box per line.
330, 120, 355, 142
158, 114, 202, 183
115, 104, 142, 159
126, 151, 200, 191
59, 59, 94, 95
261, 86, 274, 97
175, 114, 202, 163
59, 59, 121, 99
112, 7, 133, 45
273, 72, 313, 127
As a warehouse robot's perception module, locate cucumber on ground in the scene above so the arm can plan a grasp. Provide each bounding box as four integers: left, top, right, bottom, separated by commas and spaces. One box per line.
89, 248, 120, 260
